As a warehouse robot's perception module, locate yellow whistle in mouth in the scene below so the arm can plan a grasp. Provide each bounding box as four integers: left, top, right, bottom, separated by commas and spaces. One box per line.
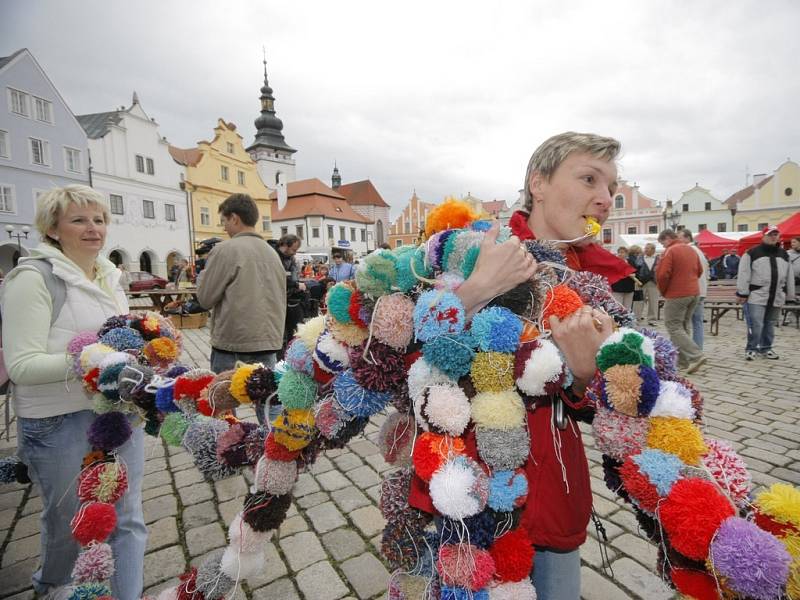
585, 217, 601, 237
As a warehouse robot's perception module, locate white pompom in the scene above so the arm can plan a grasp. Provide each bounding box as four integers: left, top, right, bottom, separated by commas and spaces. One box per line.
407, 356, 453, 401
488, 579, 538, 600
220, 546, 266, 580
414, 383, 471, 436
314, 332, 350, 373
228, 513, 272, 553
99, 351, 135, 369
516, 339, 563, 396
429, 456, 488, 519
155, 587, 179, 600
650, 380, 694, 419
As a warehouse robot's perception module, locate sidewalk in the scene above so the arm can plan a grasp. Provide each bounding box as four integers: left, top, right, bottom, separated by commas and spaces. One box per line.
1, 314, 798, 599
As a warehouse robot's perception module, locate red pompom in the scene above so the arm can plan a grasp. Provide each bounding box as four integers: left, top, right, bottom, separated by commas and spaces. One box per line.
541, 285, 584, 329
437, 543, 495, 590
489, 528, 535, 582
618, 456, 661, 514
348, 290, 368, 328
412, 432, 466, 482
264, 432, 301, 461
312, 361, 334, 384
659, 478, 735, 561
83, 367, 100, 392
176, 567, 204, 600
754, 510, 800, 538
174, 372, 215, 401
196, 398, 213, 417
77, 462, 128, 504
71, 501, 117, 546
671, 568, 719, 600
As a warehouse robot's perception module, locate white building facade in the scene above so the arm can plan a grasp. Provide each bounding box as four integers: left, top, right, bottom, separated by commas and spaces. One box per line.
0, 48, 90, 272
670, 184, 733, 233
77, 94, 191, 277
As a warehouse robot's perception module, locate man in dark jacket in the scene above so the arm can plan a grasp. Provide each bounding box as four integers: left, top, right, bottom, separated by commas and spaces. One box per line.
722, 249, 740, 279
637, 242, 660, 325
276, 234, 306, 352
736, 226, 796, 360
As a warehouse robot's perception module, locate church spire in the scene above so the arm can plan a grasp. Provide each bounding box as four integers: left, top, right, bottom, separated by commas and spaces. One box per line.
331, 162, 341, 189
246, 52, 296, 156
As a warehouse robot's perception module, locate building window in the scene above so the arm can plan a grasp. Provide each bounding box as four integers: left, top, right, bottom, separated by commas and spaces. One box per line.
350, 227, 356, 241
757, 222, 768, 230
9, 88, 29, 116
682, 203, 689, 212
226, 142, 234, 153
0, 130, 9, 158
146, 157, 155, 175
142, 200, 155, 219
262, 216, 270, 232
0, 185, 14, 212
64, 147, 81, 172
717, 223, 727, 232
109, 194, 124, 215
296, 225, 304, 239
698, 224, 706, 231
614, 195, 625, 209
602, 228, 612, 244
220, 165, 229, 181
738, 224, 748, 232
648, 225, 658, 234
396, 240, 403, 248
312, 227, 320, 239
419, 220, 425, 231
704, 202, 711, 211
327, 225, 334, 239
165, 204, 176, 221
627, 226, 638, 234
404, 221, 410, 234
361, 229, 366, 242
34, 97, 53, 123
237, 170, 245, 185
339, 226, 346, 241
786, 187, 793, 196
29, 138, 49, 166
281, 226, 289, 236
200, 207, 210, 226
135, 155, 145, 173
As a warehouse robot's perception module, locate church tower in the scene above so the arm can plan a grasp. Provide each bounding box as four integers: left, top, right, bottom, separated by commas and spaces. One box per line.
331, 163, 341, 189
247, 55, 297, 190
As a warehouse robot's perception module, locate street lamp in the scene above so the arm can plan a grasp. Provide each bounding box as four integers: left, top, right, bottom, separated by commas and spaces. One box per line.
6, 224, 30, 266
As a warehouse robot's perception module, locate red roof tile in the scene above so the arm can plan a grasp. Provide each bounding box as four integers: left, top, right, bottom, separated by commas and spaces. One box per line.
168, 145, 202, 166
269, 178, 371, 223
336, 180, 390, 208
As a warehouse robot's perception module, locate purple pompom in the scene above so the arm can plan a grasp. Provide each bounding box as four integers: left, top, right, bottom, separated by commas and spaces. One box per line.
639, 328, 679, 379
87, 412, 132, 452
68, 331, 99, 356
637, 365, 660, 416
166, 364, 191, 378
710, 516, 791, 600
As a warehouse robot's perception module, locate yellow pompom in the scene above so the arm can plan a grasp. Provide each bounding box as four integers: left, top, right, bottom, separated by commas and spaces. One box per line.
646, 417, 707, 465
787, 558, 800, 599
229, 364, 258, 404
471, 390, 525, 430
424, 198, 478, 238
328, 319, 368, 347
782, 533, 800, 558
296, 315, 326, 349
272, 408, 316, 451
755, 483, 800, 526
470, 352, 514, 393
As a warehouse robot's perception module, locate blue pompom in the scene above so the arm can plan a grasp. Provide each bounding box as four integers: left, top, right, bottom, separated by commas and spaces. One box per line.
333, 370, 391, 418
97, 362, 127, 402
67, 582, 112, 600
155, 383, 178, 413
414, 290, 465, 342
166, 364, 190, 378
441, 587, 488, 600
422, 333, 475, 379
470, 307, 523, 352
0, 456, 22, 484
633, 448, 684, 496
637, 365, 660, 416
487, 470, 528, 512
285, 338, 314, 375
99, 327, 144, 352
470, 220, 493, 232
438, 510, 495, 549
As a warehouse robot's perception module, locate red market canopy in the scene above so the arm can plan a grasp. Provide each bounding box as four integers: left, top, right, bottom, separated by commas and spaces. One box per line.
695, 228, 736, 260
737, 211, 800, 254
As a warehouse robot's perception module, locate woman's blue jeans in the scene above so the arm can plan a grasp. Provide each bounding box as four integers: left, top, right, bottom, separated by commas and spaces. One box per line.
17, 410, 146, 599
532, 547, 581, 600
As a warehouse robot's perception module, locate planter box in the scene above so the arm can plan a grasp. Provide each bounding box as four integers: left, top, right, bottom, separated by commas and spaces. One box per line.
169, 312, 208, 329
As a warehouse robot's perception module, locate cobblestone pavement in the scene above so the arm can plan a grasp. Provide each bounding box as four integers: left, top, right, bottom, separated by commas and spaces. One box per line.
1, 312, 798, 599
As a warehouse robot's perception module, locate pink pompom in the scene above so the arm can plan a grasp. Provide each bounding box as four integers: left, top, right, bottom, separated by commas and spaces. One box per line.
592, 406, 649, 460
437, 543, 495, 590
701, 439, 752, 508
71, 542, 115, 582
372, 294, 415, 350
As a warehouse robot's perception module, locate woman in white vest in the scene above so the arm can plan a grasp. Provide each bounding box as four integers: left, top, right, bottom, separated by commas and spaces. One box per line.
1, 186, 144, 598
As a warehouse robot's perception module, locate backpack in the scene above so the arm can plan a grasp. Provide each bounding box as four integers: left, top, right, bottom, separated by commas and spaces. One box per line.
1, 259, 67, 438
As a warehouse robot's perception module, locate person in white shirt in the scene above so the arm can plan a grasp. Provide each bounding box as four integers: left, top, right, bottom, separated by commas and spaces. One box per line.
678, 229, 709, 349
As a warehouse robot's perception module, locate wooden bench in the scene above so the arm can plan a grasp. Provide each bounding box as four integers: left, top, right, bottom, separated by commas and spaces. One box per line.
782, 304, 800, 328
656, 281, 741, 335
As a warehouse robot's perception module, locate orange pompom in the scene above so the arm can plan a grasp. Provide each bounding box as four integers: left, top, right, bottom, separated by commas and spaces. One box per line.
424, 198, 478, 238
541, 284, 584, 329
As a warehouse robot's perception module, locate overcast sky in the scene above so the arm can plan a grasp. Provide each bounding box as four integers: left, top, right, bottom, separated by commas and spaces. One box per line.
3, 0, 799, 218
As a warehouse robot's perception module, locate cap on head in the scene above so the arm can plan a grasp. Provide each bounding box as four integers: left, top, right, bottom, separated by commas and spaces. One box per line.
762, 225, 780, 236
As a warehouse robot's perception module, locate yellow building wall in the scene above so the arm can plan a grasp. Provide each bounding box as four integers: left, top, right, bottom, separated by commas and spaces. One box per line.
184, 119, 273, 243
733, 161, 800, 231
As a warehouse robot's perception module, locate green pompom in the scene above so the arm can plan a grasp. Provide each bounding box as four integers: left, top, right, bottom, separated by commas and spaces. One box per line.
393, 246, 418, 292
92, 393, 117, 414
412, 246, 432, 279
356, 250, 397, 298
277, 369, 318, 410
461, 245, 481, 279
596, 332, 654, 372
159, 412, 190, 446
326, 284, 353, 324
144, 417, 161, 437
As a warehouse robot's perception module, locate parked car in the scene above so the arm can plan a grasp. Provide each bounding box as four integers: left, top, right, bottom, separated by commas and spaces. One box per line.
128, 271, 169, 292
